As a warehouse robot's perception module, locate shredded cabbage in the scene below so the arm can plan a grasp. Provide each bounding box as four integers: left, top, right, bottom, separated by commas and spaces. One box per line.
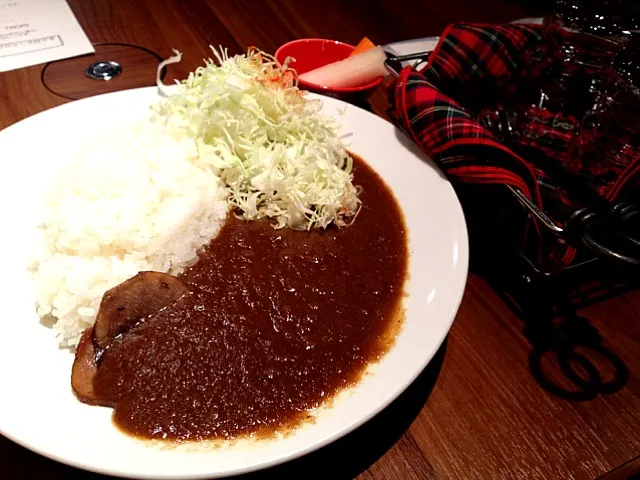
153, 47, 360, 230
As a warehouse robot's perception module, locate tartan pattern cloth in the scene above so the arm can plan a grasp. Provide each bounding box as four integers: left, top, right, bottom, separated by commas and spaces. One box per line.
387, 67, 542, 206
423, 23, 543, 108
387, 22, 640, 267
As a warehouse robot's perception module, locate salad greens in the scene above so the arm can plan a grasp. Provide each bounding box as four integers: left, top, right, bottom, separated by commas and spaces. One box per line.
154, 47, 360, 230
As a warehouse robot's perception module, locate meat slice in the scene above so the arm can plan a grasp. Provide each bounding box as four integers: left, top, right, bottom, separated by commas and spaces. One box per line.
93, 271, 191, 351
71, 271, 191, 405
71, 329, 112, 406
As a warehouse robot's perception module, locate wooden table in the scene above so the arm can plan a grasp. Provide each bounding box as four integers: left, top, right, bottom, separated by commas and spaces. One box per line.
2, 1, 639, 479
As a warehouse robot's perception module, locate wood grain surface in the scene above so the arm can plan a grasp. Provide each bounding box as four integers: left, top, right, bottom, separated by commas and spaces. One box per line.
1, 1, 639, 479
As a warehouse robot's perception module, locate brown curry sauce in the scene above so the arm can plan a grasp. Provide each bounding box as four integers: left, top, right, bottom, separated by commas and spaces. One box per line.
88, 155, 408, 441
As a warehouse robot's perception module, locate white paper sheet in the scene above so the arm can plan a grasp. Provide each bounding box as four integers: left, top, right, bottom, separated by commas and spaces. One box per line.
0, 0, 94, 72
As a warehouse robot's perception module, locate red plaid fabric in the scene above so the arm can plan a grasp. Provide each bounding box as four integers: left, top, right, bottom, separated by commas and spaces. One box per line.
388, 67, 542, 206
387, 22, 640, 268
424, 23, 543, 108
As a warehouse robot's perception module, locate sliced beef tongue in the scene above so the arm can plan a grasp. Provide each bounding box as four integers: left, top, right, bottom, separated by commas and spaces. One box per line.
71, 271, 191, 405
71, 328, 109, 406
93, 271, 192, 351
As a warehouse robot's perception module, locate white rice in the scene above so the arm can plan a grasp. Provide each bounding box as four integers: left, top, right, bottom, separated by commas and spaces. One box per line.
31, 122, 229, 348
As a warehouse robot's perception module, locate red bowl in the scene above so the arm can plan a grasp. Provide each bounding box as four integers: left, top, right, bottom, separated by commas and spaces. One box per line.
275, 38, 383, 100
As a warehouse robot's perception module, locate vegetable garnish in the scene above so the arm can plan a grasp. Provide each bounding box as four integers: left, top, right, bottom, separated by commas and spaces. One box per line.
154, 47, 361, 230
350, 37, 376, 57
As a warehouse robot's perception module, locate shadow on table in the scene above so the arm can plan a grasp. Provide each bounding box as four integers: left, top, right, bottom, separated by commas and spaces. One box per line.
472, 252, 632, 402
1, 341, 447, 480
523, 306, 630, 403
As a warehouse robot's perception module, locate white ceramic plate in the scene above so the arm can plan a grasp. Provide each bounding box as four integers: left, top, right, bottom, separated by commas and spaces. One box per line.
0, 88, 468, 479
